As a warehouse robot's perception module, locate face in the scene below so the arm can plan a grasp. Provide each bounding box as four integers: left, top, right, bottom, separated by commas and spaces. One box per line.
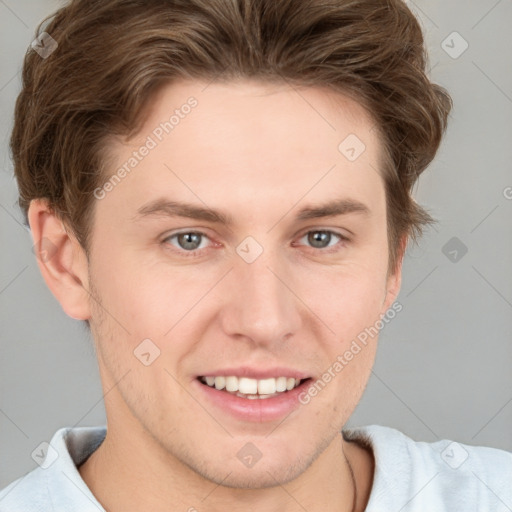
82, 80, 401, 488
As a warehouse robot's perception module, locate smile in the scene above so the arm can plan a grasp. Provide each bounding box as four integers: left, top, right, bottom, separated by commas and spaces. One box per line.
198, 375, 306, 399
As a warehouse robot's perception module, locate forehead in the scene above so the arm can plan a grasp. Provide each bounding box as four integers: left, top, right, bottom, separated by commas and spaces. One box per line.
100, 79, 384, 219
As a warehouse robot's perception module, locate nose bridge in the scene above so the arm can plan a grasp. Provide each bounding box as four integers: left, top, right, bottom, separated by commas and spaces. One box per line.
221, 243, 301, 344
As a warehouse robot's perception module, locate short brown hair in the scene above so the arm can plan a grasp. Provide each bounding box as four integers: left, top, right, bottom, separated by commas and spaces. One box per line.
12, 0, 452, 275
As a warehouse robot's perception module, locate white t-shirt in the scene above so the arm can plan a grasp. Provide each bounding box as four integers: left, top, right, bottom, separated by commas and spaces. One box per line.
0, 424, 510, 511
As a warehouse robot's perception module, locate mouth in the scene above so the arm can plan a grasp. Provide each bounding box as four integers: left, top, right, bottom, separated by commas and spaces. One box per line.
197, 375, 312, 400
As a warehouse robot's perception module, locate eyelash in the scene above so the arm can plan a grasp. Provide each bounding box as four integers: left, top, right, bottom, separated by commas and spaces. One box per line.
161, 229, 350, 258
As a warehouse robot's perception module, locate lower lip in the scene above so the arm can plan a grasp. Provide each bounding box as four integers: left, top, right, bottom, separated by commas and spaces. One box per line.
193, 378, 312, 423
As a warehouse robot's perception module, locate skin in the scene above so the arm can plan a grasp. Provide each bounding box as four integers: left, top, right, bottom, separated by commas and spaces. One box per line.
29, 79, 404, 512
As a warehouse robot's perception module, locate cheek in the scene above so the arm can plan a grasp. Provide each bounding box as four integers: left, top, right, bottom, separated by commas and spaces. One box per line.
300, 263, 387, 337
90, 241, 179, 328
305, 273, 382, 415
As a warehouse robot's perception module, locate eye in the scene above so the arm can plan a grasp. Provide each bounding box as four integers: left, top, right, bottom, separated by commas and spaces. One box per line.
163, 231, 211, 255
162, 228, 349, 258
296, 230, 348, 251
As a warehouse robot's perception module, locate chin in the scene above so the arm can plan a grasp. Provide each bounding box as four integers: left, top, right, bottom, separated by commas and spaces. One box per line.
198, 458, 308, 490
178, 438, 324, 490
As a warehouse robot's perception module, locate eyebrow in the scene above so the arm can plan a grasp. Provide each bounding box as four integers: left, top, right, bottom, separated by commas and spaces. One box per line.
133, 197, 371, 225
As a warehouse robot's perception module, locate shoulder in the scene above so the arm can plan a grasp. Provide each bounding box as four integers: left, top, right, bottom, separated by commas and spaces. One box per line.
343, 424, 512, 512
0, 425, 106, 512
0, 466, 50, 512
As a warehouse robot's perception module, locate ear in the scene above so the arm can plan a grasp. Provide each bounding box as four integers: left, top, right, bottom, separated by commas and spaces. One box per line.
380, 233, 407, 314
28, 199, 92, 320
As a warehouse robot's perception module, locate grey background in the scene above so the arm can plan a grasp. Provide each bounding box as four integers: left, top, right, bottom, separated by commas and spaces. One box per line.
1, 0, 511, 488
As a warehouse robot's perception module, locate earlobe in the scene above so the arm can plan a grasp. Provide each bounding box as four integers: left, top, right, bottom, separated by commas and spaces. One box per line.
28, 199, 92, 321
381, 234, 406, 313
382, 270, 402, 313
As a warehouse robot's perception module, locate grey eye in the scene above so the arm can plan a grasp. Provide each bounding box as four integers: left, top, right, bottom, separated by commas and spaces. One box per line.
304, 231, 339, 249
166, 232, 208, 251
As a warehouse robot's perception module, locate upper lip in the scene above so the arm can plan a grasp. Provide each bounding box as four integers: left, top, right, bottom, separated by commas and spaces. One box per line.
197, 366, 311, 380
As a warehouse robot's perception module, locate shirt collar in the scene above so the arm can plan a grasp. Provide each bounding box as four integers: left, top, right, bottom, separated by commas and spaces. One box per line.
44, 425, 107, 511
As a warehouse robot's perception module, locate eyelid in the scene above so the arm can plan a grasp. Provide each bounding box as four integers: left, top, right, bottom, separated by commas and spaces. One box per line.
295, 226, 351, 240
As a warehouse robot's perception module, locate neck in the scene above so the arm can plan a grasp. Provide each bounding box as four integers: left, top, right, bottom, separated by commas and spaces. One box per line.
78, 420, 374, 512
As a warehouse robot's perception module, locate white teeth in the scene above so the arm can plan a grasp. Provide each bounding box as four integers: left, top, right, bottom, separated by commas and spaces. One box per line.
225, 376, 238, 392
258, 378, 276, 395
239, 377, 258, 394
214, 376, 225, 390
236, 392, 275, 399
276, 376, 287, 392
201, 375, 304, 396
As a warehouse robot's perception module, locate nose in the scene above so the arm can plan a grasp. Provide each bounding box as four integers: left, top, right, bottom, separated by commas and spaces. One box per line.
219, 246, 302, 348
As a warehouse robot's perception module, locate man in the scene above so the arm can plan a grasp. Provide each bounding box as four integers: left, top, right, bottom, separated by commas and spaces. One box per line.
1, 0, 510, 510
